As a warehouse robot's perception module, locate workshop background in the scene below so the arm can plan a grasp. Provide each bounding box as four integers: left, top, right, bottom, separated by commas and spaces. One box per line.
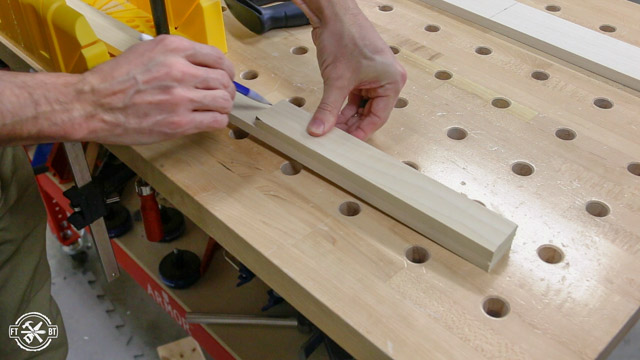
1, 0, 639, 358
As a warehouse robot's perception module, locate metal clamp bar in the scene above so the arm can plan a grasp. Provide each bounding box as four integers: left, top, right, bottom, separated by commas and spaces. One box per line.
64, 142, 120, 282
185, 313, 298, 327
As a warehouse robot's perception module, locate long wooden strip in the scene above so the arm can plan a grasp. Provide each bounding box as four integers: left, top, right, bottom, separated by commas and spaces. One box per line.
420, 0, 640, 91
229, 100, 517, 271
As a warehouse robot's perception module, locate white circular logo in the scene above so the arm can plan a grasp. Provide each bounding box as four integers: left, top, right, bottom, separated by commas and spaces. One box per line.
8, 312, 58, 352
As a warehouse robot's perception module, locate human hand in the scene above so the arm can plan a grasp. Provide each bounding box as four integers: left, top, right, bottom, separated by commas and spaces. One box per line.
79, 35, 235, 145
295, 1, 407, 140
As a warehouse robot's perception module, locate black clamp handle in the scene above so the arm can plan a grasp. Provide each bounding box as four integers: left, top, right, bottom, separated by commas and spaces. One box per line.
64, 182, 107, 230
225, 0, 310, 34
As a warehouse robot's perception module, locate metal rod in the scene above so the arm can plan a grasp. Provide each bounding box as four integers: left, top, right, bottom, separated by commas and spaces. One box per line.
149, 0, 171, 35
63, 142, 120, 282
185, 313, 298, 327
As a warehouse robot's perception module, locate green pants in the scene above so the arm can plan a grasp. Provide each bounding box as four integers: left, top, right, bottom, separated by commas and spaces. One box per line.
0, 146, 68, 359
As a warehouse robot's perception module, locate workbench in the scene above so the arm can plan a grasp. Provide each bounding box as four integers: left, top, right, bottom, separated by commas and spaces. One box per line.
2, 0, 639, 359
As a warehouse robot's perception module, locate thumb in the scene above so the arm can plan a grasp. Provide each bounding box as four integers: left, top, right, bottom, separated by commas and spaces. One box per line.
307, 83, 349, 136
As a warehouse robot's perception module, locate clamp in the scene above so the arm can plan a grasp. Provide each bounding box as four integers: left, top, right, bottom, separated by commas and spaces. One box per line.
63, 142, 119, 281
225, 0, 309, 34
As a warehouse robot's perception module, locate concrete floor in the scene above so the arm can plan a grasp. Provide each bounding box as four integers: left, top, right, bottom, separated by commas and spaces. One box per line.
47, 230, 639, 359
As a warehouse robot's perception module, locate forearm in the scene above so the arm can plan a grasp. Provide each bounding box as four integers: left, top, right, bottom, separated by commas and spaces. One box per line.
0, 72, 89, 146
292, 0, 364, 27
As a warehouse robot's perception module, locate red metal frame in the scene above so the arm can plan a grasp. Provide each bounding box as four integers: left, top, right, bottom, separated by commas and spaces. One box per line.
35, 174, 81, 246
46, 143, 73, 184
28, 145, 235, 358
112, 241, 236, 360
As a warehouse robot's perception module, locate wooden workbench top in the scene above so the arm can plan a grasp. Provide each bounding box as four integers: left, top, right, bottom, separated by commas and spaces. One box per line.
107, 1, 640, 358
79, 0, 640, 358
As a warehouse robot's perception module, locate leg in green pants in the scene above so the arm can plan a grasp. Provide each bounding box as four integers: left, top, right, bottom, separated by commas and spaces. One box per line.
0, 146, 68, 359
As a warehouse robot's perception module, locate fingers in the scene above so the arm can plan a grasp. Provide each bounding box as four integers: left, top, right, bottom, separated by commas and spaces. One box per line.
189, 89, 234, 113
192, 68, 235, 100
153, 35, 235, 80
185, 44, 235, 80
308, 82, 349, 136
349, 95, 396, 140
337, 93, 363, 126
187, 111, 230, 132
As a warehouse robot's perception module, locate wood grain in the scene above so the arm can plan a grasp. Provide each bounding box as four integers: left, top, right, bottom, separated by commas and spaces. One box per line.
246, 100, 517, 270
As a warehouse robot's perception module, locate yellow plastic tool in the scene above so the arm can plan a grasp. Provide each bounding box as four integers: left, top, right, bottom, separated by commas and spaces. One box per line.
81, 0, 228, 53
0, 0, 227, 74
0, 0, 110, 72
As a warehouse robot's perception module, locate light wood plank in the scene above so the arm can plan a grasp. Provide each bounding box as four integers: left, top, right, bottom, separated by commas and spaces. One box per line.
237, 100, 517, 270
419, 0, 640, 90
157, 337, 206, 360
65, 0, 139, 54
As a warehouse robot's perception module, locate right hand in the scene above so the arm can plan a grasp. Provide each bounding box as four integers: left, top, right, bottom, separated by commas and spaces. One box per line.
78, 35, 235, 145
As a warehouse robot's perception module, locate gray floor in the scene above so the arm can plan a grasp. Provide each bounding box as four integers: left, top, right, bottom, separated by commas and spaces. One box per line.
47, 230, 639, 359
47, 230, 192, 360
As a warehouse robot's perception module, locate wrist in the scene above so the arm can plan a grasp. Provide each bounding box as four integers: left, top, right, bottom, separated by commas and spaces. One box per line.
294, 0, 362, 27
39, 73, 93, 142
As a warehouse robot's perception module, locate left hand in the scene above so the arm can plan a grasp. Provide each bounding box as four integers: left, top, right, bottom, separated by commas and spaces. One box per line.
301, 4, 407, 140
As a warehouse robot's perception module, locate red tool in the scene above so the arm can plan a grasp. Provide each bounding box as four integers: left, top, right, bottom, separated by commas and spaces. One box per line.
135, 178, 164, 242
200, 237, 219, 276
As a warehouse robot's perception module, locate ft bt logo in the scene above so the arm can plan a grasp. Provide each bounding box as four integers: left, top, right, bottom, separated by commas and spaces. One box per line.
9, 312, 58, 352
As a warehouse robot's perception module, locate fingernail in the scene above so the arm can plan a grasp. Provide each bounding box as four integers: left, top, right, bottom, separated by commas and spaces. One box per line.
308, 118, 325, 135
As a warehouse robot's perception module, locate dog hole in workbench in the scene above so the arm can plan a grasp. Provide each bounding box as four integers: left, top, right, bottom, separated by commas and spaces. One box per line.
537, 245, 564, 264
599, 24, 616, 33
229, 127, 249, 140
482, 297, 510, 318
593, 97, 613, 109
511, 161, 534, 176
394, 97, 409, 108
339, 201, 361, 217
586, 200, 610, 217
405, 246, 429, 264
447, 127, 467, 140
424, 24, 441, 32
628, 162, 640, 176
545, 5, 561, 12
531, 70, 550, 81
475, 46, 493, 55
390, 46, 400, 55
280, 161, 302, 176
288, 96, 306, 107
290, 46, 308, 55
378, 4, 394, 12
555, 128, 576, 141
434, 70, 452, 80
491, 97, 511, 109
403, 161, 420, 170
241, 70, 259, 80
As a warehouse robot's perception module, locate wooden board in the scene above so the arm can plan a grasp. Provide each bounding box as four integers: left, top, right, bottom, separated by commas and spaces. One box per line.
419, 0, 640, 91
239, 100, 517, 270
157, 337, 206, 360
4, 0, 640, 358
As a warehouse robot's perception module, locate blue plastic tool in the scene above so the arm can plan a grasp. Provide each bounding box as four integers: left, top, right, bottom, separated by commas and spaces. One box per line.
233, 81, 271, 105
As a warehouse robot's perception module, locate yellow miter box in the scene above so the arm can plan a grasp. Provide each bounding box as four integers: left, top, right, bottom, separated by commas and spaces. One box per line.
84, 0, 228, 53
0, 0, 110, 72
0, 0, 227, 74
